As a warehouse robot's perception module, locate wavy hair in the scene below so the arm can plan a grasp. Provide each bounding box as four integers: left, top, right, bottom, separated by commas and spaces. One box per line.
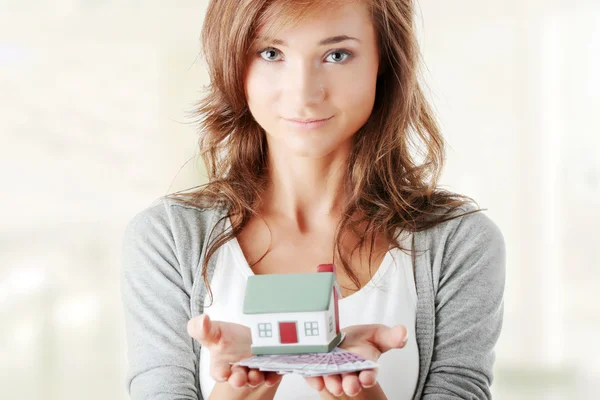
166, 0, 483, 303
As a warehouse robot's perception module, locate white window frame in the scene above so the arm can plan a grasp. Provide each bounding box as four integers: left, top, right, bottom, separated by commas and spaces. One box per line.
258, 322, 272, 338
304, 321, 319, 336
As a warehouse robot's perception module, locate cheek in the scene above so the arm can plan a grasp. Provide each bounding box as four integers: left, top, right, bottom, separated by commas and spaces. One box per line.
334, 73, 378, 128
245, 67, 276, 121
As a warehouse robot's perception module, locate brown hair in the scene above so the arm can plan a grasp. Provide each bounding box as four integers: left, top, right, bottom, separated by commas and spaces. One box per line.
167, 0, 483, 303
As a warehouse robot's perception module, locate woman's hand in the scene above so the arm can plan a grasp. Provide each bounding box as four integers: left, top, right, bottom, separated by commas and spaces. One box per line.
304, 324, 408, 398
187, 314, 283, 389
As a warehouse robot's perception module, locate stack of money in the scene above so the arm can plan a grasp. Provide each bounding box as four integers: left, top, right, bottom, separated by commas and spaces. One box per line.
233, 347, 379, 377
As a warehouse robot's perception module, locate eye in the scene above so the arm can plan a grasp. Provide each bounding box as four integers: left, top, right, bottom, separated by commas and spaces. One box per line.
258, 47, 282, 62
256, 47, 353, 63
325, 50, 352, 63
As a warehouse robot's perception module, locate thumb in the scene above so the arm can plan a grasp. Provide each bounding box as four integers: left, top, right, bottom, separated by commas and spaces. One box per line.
187, 314, 221, 346
372, 324, 408, 353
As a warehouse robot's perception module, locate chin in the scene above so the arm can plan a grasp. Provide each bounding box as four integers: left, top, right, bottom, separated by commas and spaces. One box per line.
265, 125, 353, 159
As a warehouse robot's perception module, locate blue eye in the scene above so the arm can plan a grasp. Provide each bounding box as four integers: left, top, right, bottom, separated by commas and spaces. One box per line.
325, 50, 352, 63
258, 47, 282, 61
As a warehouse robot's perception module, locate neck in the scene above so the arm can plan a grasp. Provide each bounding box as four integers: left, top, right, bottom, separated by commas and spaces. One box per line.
260, 148, 351, 233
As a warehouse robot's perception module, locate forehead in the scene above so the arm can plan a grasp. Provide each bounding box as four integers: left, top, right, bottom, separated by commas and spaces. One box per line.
254, 0, 373, 45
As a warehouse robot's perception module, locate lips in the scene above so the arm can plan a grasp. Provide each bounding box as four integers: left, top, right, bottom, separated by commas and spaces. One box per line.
283, 115, 334, 130
285, 116, 333, 123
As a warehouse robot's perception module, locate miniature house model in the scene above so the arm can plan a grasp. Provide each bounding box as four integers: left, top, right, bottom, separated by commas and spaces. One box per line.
243, 264, 342, 355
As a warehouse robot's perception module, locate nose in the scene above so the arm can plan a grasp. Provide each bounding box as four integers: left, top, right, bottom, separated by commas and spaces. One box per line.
283, 59, 326, 106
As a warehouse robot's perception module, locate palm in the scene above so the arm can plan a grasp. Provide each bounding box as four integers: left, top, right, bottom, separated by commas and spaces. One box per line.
206, 320, 253, 362
340, 323, 407, 361
187, 314, 282, 388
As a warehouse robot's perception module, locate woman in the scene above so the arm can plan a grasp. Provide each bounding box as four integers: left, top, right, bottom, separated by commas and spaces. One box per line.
121, 0, 506, 399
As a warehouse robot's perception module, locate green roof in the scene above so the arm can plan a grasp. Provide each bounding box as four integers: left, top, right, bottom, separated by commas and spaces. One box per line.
243, 272, 334, 314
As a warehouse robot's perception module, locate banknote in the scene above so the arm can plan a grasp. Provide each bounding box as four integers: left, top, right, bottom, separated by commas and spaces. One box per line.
233, 347, 379, 377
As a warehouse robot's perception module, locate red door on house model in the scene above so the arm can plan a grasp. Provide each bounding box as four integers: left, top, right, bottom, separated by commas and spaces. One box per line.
279, 322, 298, 344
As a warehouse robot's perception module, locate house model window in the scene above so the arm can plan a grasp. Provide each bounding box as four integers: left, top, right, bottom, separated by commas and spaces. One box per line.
329, 315, 334, 333
258, 322, 272, 338
304, 321, 319, 336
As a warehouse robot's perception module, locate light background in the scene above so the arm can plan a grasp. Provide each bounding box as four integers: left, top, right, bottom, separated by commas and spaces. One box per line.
0, 1, 598, 399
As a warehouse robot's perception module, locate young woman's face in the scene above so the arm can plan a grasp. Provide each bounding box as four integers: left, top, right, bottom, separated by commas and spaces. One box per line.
244, 1, 380, 159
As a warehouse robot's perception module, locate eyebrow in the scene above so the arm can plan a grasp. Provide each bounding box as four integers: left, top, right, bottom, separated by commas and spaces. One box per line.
257, 35, 361, 46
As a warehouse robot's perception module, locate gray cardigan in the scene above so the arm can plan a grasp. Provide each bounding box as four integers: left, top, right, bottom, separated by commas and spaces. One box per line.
121, 197, 506, 399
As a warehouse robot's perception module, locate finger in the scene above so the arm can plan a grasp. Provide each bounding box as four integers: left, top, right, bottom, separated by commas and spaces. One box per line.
341, 372, 361, 397
358, 369, 378, 388
210, 360, 232, 383
187, 314, 222, 346
264, 371, 283, 387
304, 376, 325, 391
228, 365, 248, 388
324, 374, 344, 397
372, 324, 408, 353
247, 369, 264, 388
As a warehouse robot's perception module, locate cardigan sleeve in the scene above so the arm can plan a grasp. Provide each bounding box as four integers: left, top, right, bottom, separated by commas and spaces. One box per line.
120, 202, 201, 400
422, 210, 506, 399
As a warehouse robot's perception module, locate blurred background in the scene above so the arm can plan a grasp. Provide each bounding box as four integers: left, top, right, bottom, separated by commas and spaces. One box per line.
1, 0, 598, 399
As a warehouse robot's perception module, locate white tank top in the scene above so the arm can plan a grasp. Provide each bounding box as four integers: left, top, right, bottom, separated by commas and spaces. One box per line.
199, 227, 419, 399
